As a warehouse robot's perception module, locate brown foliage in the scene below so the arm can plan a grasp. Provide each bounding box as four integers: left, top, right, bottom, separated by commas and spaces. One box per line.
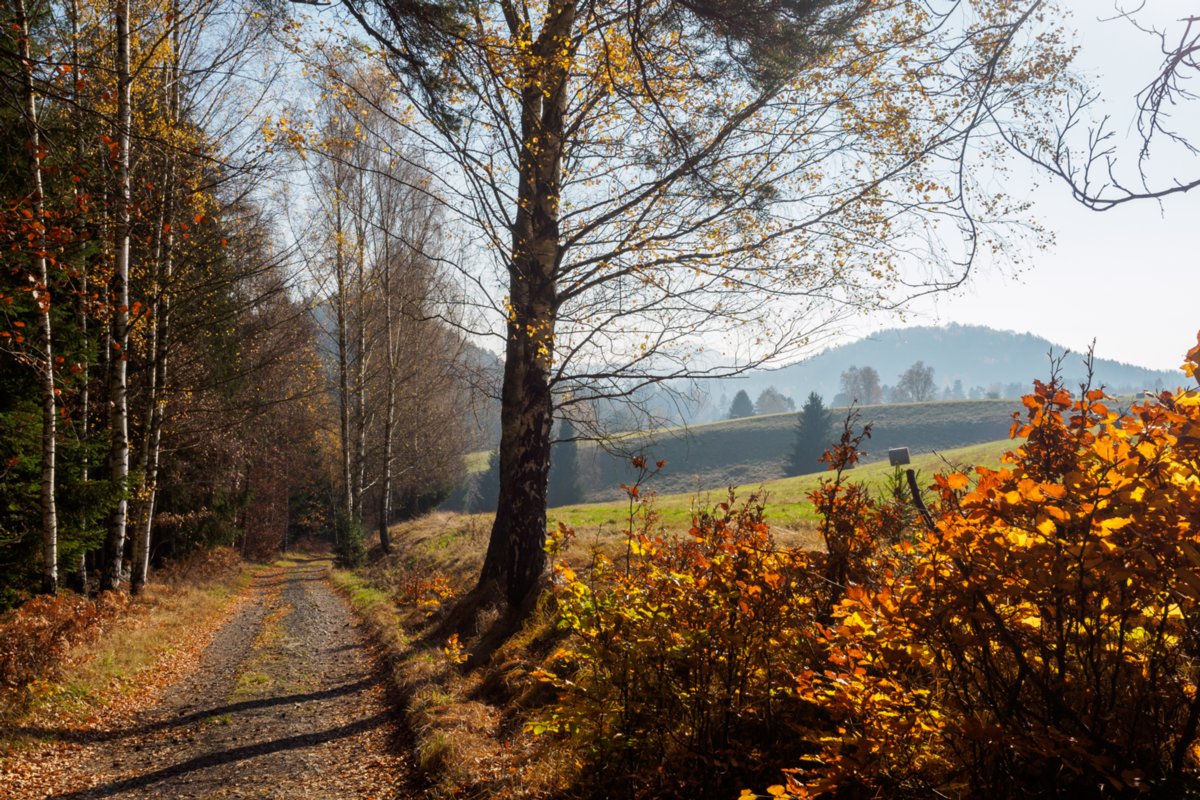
0, 591, 129, 719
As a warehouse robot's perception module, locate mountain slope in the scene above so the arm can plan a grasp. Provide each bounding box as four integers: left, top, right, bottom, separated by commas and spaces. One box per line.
711, 323, 1182, 416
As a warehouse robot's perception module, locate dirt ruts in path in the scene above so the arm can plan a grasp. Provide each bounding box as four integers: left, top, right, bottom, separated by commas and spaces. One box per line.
37, 557, 415, 799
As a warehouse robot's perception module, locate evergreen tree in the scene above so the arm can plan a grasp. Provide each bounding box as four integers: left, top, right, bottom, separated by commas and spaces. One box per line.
728, 390, 755, 419
787, 392, 833, 476
548, 420, 583, 507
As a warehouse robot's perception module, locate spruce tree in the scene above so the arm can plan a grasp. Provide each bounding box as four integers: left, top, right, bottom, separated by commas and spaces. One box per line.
788, 392, 833, 476
728, 390, 755, 419
548, 420, 583, 507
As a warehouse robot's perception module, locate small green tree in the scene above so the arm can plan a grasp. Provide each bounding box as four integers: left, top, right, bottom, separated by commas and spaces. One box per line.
787, 392, 833, 476
548, 420, 583, 507
728, 390, 755, 419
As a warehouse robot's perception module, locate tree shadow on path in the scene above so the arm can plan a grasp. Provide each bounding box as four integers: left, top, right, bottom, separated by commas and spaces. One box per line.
45, 712, 391, 799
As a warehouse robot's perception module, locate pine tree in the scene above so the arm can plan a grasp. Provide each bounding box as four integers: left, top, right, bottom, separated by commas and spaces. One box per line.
787, 392, 833, 476
728, 390, 755, 419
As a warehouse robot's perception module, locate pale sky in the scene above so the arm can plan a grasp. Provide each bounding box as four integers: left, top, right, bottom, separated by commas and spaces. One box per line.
863, 0, 1199, 372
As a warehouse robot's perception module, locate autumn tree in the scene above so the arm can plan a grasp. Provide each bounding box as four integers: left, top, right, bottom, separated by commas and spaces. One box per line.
286, 60, 469, 555
787, 392, 833, 476
755, 386, 795, 415
894, 360, 936, 402
328, 0, 1075, 605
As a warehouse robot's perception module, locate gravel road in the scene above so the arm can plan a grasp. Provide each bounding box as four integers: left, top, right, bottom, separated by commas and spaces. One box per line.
34, 556, 415, 800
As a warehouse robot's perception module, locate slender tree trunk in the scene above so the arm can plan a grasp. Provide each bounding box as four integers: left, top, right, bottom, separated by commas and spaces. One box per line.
334, 192, 354, 532
131, 32, 178, 594
15, 0, 59, 595
377, 226, 395, 554
353, 223, 367, 522
131, 223, 162, 594
102, 0, 133, 591
479, 0, 575, 606
70, 0, 89, 595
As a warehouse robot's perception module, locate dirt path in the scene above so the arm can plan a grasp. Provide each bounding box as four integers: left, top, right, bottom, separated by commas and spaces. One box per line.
30, 556, 415, 799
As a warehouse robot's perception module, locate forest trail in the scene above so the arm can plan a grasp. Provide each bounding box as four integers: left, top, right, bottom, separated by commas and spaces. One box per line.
23, 556, 415, 799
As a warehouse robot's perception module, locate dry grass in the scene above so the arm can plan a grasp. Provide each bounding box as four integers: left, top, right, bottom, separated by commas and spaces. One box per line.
333, 534, 574, 799
1, 550, 255, 755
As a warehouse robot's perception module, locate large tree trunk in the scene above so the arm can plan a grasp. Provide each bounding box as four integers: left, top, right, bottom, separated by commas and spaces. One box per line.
16, 0, 59, 595
102, 0, 133, 591
478, 0, 575, 607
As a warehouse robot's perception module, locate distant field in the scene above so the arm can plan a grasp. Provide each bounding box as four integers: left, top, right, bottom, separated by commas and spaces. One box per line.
463, 399, 1021, 502
433, 437, 1015, 561
547, 437, 1013, 548
566, 398, 1019, 502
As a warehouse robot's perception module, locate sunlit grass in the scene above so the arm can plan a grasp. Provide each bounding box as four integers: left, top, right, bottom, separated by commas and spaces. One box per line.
548, 437, 1013, 540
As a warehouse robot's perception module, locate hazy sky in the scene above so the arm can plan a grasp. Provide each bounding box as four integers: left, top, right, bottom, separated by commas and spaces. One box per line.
857, 1, 1198, 372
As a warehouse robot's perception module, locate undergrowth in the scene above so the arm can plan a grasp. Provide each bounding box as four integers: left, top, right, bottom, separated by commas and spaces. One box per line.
0, 547, 249, 746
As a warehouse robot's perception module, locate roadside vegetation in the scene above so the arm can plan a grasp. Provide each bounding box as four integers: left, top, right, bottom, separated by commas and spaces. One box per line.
0, 549, 253, 757
337, 343, 1200, 797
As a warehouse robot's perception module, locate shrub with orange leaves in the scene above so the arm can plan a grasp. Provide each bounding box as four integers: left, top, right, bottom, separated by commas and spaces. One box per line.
535, 486, 828, 799
536, 337, 1200, 798
790, 338, 1200, 798
400, 573, 458, 618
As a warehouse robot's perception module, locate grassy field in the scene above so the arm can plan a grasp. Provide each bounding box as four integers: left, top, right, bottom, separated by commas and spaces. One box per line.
549, 436, 1013, 547
433, 436, 1014, 561
461, 398, 1020, 505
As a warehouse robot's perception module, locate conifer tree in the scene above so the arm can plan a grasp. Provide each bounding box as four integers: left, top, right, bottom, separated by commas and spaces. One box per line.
788, 392, 833, 476
547, 420, 582, 507
728, 390, 755, 420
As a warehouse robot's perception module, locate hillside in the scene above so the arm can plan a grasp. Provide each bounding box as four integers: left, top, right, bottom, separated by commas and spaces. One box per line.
697, 323, 1181, 421
570, 397, 1020, 502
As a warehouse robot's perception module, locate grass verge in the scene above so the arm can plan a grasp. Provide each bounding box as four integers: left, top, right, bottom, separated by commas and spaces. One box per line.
0, 549, 257, 758
332, 552, 573, 799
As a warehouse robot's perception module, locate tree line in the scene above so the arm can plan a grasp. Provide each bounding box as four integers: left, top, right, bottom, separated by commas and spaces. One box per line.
0, 0, 470, 603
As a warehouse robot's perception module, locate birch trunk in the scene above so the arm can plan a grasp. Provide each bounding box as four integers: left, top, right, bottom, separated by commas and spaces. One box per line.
70, 0, 89, 595
102, 0, 133, 591
377, 215, 396, 554
131, 25, 178, 594
15, 0, 59, 595
353, 218, 367, 522
334, 191, 354, 532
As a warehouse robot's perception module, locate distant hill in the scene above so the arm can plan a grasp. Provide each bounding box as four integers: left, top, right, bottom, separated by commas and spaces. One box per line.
568, 398, 1021, 502
700, 324, 1182, 421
